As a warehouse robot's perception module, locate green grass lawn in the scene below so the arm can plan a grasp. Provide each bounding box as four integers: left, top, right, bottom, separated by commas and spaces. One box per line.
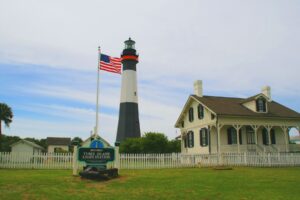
0, 167, 299, 200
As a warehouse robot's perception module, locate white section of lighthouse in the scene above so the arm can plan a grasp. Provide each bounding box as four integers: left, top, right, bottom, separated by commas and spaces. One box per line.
120, 70, 138, 103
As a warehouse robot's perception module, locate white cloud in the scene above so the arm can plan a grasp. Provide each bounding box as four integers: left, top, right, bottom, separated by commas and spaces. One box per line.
1, 0, 300, 141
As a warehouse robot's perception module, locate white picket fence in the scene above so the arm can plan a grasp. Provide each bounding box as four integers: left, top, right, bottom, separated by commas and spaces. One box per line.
0, 152, 76, 169
119, 152, 300, 169
1, 152, 300, 169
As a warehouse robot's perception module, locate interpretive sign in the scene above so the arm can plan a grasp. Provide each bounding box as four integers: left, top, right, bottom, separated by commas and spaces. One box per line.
78, 148, 115, 164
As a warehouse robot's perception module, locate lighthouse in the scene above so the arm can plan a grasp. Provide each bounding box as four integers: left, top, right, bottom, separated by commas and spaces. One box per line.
116, 38, 141, 143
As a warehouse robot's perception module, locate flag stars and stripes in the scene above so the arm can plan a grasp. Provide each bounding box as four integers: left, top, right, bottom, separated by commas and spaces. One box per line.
99, 54, 122, 74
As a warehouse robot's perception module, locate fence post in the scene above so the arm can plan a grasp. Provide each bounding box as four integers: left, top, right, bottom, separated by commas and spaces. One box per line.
114, 145, 120, 169
72, 146, 78, 176
218, 153, 223, 166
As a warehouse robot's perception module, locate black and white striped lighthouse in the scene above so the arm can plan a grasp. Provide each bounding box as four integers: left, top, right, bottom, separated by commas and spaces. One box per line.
116, 38, 141, 143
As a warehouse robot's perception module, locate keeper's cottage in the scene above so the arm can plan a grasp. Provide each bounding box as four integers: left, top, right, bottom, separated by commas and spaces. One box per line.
175, 81, 300, 154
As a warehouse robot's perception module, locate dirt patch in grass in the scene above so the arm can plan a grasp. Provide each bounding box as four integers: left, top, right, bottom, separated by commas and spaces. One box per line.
84, 175, 129, 189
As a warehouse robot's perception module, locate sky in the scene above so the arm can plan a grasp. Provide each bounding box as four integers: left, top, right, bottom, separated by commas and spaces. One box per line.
0, 0, 299, 143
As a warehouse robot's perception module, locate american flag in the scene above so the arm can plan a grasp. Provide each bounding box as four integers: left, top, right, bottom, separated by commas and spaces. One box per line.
99, 54, 122, 74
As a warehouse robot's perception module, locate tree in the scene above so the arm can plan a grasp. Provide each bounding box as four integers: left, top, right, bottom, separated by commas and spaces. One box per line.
166, 139, 181, 153
0, 134, 20, 152
71, 137, 83, 146
142, 132, 168, 153
69, 137, 83, 152
0, 103, 13, 137
119, 132, 180, 153
120, 138, 143, 153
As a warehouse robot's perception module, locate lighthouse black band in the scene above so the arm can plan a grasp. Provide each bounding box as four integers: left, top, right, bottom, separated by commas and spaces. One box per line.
116, 102, 141, 142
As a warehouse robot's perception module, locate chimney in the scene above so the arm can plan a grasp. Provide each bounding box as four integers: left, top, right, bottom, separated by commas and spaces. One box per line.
194, 80, 203, 97
261, 86, 271, 100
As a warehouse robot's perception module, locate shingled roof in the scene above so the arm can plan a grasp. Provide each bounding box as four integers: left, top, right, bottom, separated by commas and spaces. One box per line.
46, 137, 71, 146
191, 94, 300, 119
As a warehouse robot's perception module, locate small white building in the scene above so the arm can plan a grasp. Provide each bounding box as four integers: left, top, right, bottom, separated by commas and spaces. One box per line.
81, 134, 111, 148
10, 139, 44, 154
47, 137, 71, 153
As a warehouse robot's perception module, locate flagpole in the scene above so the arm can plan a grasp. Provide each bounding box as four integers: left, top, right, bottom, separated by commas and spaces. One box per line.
95, 46, 101, 137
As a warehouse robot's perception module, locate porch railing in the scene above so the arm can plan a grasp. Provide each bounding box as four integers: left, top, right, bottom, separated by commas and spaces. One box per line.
219, 144, 299, 153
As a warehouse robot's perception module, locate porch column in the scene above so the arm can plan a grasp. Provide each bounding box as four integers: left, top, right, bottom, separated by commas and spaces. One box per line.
234, 125, 242, 153
251, 125, 259, 152
266, 125, 272, 145
208, 126, 211, 154
252, 125, 258, 145
283, 127, 289, 152
217, 124, 223, 154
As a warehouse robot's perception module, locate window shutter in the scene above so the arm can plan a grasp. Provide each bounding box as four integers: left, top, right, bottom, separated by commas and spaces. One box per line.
263, 100, 266, 112
197, 104, 204, 119
256, 100, 259, 112
205, 129, 208, 146
192, 109, 194, 121
200, 129, 203, 146
189, 108, 194, 122
239, 129, 242, 145
227, 128, 232, 145
271, 129, 276, 144
262, 129, 268, 145
187, 132, 190, 147
191, 132, 194, 147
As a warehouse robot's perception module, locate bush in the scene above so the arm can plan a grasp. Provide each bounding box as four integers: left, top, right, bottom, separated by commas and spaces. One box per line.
119, 137, 143, 153
120, 132, 181, 153
167, 139, 181, 153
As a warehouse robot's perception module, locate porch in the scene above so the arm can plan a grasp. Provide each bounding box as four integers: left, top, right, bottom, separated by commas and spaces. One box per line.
209, 124, 300, 153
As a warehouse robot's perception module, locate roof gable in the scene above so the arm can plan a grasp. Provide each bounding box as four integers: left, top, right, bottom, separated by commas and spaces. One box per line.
82, 134, 111, 147
174, 96, 216, 127
11, 139, 44, 150
241, 93, 270, 104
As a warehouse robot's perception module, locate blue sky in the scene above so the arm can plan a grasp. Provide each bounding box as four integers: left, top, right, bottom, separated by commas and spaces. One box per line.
0, 0, 300, 143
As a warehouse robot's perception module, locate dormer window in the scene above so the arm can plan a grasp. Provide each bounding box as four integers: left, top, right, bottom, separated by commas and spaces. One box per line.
256, 97, 266, 112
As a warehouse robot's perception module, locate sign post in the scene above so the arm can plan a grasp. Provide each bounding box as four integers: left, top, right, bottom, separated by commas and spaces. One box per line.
72, 145, 78, 176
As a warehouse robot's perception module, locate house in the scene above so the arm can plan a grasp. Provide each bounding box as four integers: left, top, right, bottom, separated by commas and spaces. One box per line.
46, 137, 71, 153
10, 139, 44, 154
175, 80, 300, 154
